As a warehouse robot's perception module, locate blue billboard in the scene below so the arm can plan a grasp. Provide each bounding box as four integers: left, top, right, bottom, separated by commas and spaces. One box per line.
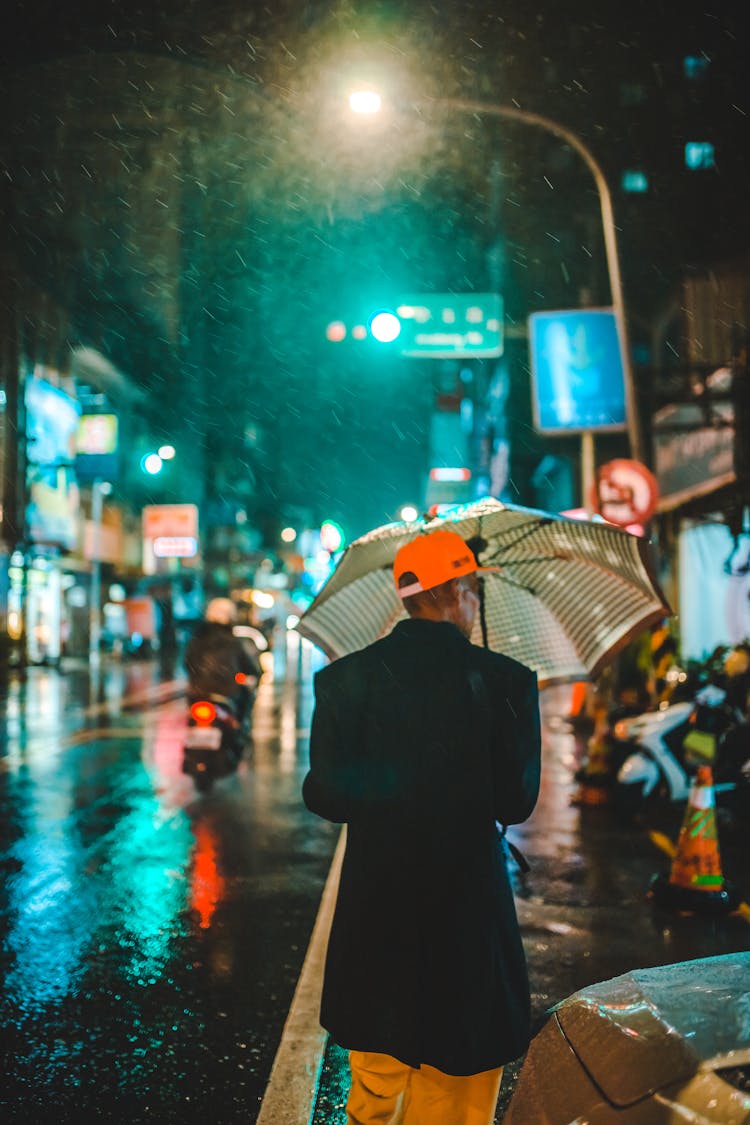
528, 308, 627, 434
25, 376, 81, 550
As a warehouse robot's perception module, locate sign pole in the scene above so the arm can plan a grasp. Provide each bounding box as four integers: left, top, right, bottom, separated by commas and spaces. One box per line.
581, 431, 595, 515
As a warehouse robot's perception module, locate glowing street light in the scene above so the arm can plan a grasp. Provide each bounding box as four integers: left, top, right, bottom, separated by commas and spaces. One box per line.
349, 89, 382, 115
158, 444, 176, 460
400, 504, 419, 522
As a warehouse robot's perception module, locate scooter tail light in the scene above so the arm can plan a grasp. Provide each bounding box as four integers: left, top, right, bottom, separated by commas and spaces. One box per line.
191, 701, 217, 725
613, 718, 633, 740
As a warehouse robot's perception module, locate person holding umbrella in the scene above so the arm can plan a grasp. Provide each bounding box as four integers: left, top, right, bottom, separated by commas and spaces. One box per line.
302, 529, 541, 1125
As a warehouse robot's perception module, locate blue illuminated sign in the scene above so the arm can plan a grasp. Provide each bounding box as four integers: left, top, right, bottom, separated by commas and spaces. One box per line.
528, 308, 627, 434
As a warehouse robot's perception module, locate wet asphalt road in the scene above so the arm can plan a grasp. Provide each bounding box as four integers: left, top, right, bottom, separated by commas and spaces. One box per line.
0, 635, 338, 1123
1, 639, 749, 1123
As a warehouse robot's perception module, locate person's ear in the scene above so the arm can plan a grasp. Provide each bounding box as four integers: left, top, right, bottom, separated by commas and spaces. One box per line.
446, 579, 462, 608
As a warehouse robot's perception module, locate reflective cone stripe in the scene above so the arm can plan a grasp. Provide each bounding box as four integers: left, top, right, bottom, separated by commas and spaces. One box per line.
669, 766, 724, 891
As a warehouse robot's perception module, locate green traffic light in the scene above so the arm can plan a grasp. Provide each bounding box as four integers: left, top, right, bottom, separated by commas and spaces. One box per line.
368, 310, 401, 344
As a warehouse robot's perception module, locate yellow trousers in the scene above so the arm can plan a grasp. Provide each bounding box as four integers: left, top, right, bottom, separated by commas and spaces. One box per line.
346, 1050, 503, 1125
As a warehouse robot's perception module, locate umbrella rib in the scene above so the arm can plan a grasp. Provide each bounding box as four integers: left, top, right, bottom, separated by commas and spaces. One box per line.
481, 520, 553, 563
486, 552, 567, 567
488, 550, 629, 569
484, 571, 537, 596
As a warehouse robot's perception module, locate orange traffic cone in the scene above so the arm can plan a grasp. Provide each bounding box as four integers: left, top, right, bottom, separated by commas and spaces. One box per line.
649, 766, 738, 915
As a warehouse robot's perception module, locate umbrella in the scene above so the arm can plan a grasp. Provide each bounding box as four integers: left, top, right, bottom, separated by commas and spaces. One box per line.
295, 497, 672, 685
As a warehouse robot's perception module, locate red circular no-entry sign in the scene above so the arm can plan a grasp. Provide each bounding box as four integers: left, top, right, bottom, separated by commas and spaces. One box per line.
591, 459, 659, 527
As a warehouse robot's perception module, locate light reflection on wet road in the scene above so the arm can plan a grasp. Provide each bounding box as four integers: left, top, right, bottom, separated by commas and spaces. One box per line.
0, 634, 339, 1123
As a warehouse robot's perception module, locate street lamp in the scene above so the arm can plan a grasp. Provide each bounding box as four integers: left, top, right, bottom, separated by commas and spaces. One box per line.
349, 90, 645, 490
349, 90, 382, 115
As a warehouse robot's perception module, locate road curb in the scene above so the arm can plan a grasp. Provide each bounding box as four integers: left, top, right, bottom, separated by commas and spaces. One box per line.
256, 827, 345, 1125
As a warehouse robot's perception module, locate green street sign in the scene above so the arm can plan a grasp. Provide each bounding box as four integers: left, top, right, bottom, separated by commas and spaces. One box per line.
393, 293, 503, 358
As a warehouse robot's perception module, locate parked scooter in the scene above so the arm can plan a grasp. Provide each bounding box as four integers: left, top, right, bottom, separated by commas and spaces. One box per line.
612, 682, 750, 821
182, 673, 258, 794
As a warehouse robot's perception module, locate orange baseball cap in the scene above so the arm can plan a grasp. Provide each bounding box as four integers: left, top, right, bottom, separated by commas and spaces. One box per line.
393, 530, 478, 598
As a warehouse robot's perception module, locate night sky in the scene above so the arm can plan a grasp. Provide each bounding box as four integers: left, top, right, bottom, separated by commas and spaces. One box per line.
1, 1, 747, 538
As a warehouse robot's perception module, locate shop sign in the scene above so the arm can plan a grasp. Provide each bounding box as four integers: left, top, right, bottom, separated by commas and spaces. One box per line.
76, 414, 119, 482
77, 414, 118, 455
653, 402, 735, 511
123, 597, 156, 640
153, 535, 198, 559
142, 503, 199, 541
83, 520, 122, 564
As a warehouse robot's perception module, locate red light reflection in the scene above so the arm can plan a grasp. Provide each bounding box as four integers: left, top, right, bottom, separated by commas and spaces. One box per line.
191, 822, 225, 930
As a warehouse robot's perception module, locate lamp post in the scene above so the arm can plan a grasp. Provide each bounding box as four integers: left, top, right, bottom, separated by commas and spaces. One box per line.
349, 91, 645, 499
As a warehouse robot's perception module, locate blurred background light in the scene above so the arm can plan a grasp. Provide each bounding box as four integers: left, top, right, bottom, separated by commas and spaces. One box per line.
320, 519, 345, 552
141, 453, 163, 475
349, 90, 382, 115
325, 320, 346, 342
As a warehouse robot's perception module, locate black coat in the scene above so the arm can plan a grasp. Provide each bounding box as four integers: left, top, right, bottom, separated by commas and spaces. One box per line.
302, 617, 541, 1076
185, 621, 260, 699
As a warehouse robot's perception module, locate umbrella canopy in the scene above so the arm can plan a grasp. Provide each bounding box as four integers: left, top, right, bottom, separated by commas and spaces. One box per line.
296, 498, 672, 685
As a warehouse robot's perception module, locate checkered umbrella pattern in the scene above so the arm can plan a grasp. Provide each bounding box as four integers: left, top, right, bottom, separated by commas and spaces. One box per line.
296, 498, 671, 685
